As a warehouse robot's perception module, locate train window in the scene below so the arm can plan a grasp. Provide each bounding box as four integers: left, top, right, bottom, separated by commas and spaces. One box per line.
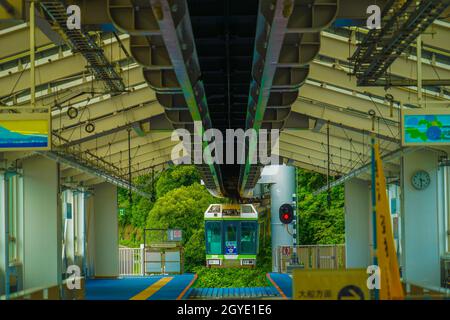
240, 222, 257, 254
205, 222, 222, 254
241, 205, 254, 214
208, 205, 221, 214
222, 209, 239, 216
224, 223, 238, 254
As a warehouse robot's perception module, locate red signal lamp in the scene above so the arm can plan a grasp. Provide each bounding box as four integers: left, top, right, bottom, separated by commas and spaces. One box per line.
279, 204, 294, 224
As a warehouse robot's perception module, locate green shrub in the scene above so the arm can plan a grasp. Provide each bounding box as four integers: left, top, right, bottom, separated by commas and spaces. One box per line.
192, 266, 270, 288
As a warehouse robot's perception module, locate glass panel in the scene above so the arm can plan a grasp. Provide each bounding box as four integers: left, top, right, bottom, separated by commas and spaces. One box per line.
208, 205, 221, 213
224, 223, 238, 254
241, 205, 254, 214
206, 222, 222, 254
240, 222, 257, 254
8, 176, 18, 262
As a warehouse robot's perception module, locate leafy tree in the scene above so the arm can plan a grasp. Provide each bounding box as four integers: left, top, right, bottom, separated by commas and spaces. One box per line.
155, 165, 201, 198
118, 165, 206, 249
146, 182, 217, 271
192, 267, 270, 288
296, 169, 345, 245
118, 173, 157, 227
184, 228, 206, 271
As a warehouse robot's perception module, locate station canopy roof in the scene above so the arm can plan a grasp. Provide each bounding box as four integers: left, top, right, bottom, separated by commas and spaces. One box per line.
0, 5, 449, 196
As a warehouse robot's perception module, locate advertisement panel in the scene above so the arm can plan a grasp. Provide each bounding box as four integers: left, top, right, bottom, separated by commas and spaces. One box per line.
0, 113, 51, 151
402, 108, 450, 146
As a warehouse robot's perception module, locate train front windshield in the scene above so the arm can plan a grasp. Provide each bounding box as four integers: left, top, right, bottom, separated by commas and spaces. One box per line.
206, 221, 222, 254
240, 221, 258, 254
205, 221, 258, 255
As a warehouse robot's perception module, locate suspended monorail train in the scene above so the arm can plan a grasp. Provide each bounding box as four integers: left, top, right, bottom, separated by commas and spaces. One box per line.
204, 204, 259, 267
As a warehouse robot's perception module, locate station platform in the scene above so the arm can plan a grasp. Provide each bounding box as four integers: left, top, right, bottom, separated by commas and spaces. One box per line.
187, 286, 281, 299
85, 274, 197, 300
266, 273, 293, 299
85, 273, 292, 300
184, 273, 292, 299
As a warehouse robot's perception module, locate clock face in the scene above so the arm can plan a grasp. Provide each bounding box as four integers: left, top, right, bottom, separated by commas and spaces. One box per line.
411, 170, 431, 190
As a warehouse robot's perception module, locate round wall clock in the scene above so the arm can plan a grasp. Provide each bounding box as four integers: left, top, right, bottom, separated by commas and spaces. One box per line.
411, 170, 431, 190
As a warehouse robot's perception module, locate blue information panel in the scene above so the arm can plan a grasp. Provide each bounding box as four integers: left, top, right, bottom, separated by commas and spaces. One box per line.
402, 109, 450, 146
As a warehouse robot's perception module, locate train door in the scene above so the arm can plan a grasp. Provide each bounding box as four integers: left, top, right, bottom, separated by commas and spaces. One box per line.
240, 221, 258, 255
205, 221, 222, 255
223, 221, 239, 255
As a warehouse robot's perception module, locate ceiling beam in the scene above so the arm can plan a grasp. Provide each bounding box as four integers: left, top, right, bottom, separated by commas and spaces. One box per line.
321, 31, 450, 82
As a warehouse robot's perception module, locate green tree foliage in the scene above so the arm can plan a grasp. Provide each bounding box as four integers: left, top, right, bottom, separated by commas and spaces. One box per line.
118, 165, 201, 247
192, 267, 269, 288
118, 173, 155, 227
155, 165, 201, 198
118, 163, 345, 287
296, 169, 345, 244
118, 174, 157, 247
146, 182, 216, 271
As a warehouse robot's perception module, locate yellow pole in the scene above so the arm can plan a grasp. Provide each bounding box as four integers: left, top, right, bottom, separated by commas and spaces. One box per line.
30, 0, 35, 108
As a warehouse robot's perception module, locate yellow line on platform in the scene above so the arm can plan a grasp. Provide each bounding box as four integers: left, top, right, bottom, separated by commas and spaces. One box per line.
130, 277, 173, 300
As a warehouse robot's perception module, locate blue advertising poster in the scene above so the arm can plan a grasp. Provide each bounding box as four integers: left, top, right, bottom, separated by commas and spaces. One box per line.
403, 113, 450, 145
0, 115, 51, 151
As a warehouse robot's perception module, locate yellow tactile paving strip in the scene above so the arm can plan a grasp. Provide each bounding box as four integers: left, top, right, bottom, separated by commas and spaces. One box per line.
130, 277, 173, 300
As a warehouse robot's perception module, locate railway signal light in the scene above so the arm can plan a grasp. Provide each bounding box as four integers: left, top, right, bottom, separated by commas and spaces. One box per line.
279, 203, 294, 224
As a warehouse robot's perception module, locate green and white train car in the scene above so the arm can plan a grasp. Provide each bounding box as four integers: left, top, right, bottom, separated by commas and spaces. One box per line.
204, 204, 259, 267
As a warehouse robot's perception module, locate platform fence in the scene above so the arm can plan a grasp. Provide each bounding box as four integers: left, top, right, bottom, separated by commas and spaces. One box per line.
277, 244, 346, 273
119, 247, 144, 276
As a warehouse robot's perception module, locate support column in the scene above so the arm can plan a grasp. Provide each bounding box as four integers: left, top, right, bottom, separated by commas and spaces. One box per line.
344, 178, 372, 268
22, 156, 61, 290
269, 165, 296, 272
93, 182, 118, 278
401, 149, 443, 287
62, 190, 75, 272
85, 192, 95, 278
74, 191, 86, 272
0, 171, 6, 296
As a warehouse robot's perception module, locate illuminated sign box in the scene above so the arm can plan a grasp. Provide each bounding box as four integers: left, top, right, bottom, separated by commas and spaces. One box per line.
402, 108, 450, 146
0, 113, 51, 151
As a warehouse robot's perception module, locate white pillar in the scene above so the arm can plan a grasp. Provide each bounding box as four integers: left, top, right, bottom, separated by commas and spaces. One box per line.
85, 193, 95, 277
93, 183, 118, 278
62, 190, 75, 270
74, 191, 86, 271
0, 172, 6, 296
344, 178, 372, 268
401, 149, 443, 287
269, 165, 296, 272
22, 156, 62, 290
